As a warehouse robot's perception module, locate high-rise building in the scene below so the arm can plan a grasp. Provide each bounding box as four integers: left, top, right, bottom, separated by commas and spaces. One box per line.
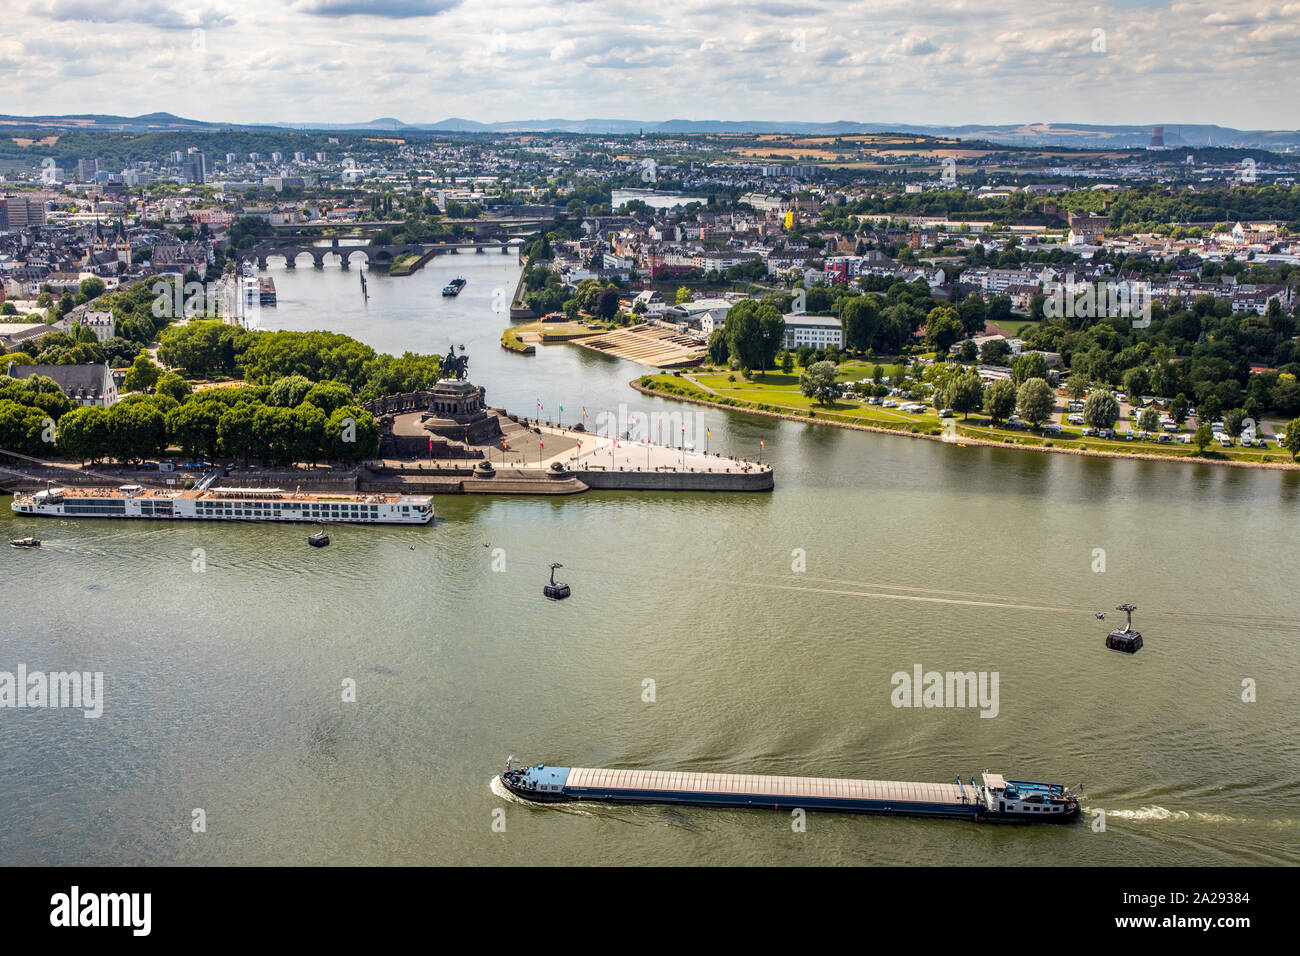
0, 195, 47, 229
271, 152, 283, 162
226, 153, 237, 164
77, 158, 101, 182
1148, 126, 1165, 149
294, 152, 305, 163
186, 150, 208, 185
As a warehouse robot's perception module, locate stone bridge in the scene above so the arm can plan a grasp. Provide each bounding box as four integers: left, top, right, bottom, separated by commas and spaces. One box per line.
244, 237, 524, 270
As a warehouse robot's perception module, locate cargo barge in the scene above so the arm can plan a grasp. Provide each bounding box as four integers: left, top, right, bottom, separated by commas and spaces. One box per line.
442, 277, 467, 297
500, 760, 1079, 824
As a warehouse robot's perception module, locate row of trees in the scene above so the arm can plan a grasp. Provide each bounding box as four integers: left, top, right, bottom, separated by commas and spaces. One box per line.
155, 323, 446, 401
52, 384, 379, 466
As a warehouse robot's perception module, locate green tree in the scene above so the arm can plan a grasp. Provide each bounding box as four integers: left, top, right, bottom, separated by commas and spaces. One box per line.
55, 405, 109, 463
1016, 377, 1055, 427
155, 371, 192, 403
798, 361, 839, 405
217, 402, 259, 463
839, 296, 880, 352
780, 351, 794, 374
105, 400, 165, 463
1170, 393, 1190, 426
675, 286, 692, 304
983, 378, 1017, 423
293, 403, 328, 465
327, 407, 379, 462
0, 399, 52, 456
707, 328, 729, 366
1193, 423, 1213, 454
924, 306, 963, 354
1285, 418, 1300, 460
1137, 407, 1160, 434
1012, 351, 1049, 386
267, 374, 314, 408
949, 370, 985, 419
166, 401, 222, 460
980, 337, 1012, 366
1121, 366, 1150, 400
1083, 389, 1121, 429
122, 353, 161, 393
302, 381, 355, 416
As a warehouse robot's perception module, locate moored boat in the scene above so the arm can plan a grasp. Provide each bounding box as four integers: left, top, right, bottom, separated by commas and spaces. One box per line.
11, 484, 433, 525
9, 536, 41, 548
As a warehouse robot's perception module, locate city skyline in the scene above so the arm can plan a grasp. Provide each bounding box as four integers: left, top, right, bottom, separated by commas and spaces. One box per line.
3, 0, 1299, 130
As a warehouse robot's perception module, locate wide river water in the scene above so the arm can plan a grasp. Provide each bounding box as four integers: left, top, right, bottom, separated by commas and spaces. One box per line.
3, 253, 1298, 866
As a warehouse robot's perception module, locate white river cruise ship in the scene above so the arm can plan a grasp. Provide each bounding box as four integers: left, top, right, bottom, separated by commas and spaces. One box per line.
10, 484, 434, 525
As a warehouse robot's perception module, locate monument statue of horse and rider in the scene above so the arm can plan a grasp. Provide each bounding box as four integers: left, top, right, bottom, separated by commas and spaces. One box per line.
442, 346, 469, 382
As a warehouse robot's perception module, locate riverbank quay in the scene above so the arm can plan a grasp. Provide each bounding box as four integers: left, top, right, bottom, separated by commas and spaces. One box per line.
631, 377, 1300, 473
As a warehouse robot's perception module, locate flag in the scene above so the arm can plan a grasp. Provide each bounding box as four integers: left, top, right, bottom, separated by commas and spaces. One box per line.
707, 429, 712, 439
540, 441, 544, 449
613, 439, 621, 448
760, 439, 765, 448
582, 408, 589, 420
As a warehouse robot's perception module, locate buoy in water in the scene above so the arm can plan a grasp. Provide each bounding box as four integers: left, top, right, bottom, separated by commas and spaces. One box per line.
543, 562, 571, 600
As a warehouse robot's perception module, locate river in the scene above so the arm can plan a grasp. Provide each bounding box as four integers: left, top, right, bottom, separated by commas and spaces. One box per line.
2, 253, 1297, 866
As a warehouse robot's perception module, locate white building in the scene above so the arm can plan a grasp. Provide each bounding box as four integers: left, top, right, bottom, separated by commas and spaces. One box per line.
782, 314, 843, 350
80, 310, 115, 343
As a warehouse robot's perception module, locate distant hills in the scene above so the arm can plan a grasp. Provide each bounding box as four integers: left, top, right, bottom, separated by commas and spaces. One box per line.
1, 112, 1298, 150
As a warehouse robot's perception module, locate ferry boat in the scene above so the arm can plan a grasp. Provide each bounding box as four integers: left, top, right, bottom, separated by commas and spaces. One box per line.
442, 277, 467, 297
11, 485, 434, 525
500, 761, 1080, 824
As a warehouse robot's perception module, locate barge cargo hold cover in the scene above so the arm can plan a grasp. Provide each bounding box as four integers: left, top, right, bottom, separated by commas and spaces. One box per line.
500, 762, 1080, 824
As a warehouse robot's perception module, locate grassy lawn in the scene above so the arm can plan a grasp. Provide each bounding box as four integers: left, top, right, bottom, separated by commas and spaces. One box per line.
647, 372, 944, 432
991, 318, 1041, 337
642, 369, 1298, 465
388, 253, 420, 276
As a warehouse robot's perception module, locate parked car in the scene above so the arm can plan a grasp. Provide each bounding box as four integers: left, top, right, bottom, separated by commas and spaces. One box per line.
1081, 427, 1098, 437
939, 408, 954, 418
1099, 428, 1115, 439
1218, 436, 1233, 447
1042, 424, 1062, 436
1067, 414, 1085, 425
1162, 422, 1178, 432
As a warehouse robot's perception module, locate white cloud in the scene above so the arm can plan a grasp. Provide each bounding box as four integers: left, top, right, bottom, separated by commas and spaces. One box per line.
0, 0, 1294, 128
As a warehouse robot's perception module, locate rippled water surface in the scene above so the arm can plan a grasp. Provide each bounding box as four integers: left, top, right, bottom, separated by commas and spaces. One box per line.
2, 256, 1297, 865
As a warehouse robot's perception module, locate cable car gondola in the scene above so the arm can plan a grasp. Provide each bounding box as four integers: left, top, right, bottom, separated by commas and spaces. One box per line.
543, 562, 570, 600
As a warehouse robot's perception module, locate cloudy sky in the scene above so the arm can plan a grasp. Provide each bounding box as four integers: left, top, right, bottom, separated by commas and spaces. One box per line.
2, 0, 1297, 129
